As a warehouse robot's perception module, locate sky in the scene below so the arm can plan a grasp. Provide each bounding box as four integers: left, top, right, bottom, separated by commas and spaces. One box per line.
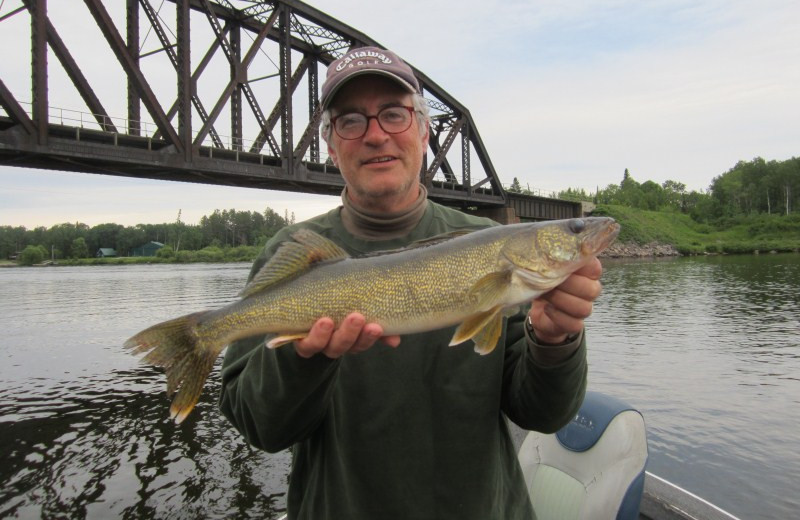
1, 0, 798, 228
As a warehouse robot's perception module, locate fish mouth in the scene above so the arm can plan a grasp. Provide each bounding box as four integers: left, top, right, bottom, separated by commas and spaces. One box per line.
581, 218, 620, 255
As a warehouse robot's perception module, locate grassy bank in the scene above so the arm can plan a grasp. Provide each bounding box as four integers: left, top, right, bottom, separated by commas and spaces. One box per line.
46, 256, 248, 266
9, 245, 262, 267
592, 204, 800, 255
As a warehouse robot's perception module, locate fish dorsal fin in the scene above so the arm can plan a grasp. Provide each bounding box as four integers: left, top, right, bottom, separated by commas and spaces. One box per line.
239, 229, 349, 297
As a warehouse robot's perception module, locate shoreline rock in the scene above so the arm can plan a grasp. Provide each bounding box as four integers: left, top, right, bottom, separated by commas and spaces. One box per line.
600, 241, 680, 258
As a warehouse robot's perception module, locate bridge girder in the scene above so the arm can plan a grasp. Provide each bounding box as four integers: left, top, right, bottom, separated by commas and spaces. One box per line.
0, 0, 507, 206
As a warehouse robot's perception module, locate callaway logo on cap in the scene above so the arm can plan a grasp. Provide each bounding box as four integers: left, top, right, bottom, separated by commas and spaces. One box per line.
320, 46, 421, 109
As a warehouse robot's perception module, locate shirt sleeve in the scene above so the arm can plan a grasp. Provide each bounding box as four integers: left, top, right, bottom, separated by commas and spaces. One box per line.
217, 227, 343, 453
500, 310, 588, 433
218, 334, 340, 453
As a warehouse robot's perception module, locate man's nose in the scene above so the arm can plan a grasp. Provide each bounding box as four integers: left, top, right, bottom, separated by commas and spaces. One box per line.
362, 117, 389, 143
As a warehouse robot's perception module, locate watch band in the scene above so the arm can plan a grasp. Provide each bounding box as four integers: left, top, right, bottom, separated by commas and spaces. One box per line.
525, 314, 579, 346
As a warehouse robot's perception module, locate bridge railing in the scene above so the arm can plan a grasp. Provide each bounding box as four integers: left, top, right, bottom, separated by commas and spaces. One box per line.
5, 98, 339, 165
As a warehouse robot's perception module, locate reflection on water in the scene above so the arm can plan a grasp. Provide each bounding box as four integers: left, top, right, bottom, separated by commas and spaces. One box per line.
587, 254, 800, 520
0, 368, 288, 518
1, 256, 798, 519
0, 264, 289, 519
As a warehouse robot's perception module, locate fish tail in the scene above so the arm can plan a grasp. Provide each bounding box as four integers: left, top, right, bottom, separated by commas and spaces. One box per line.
124, 311, 223, 424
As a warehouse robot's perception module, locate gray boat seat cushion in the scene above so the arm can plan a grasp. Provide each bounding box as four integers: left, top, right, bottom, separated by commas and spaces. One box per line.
517, 391, 648, 520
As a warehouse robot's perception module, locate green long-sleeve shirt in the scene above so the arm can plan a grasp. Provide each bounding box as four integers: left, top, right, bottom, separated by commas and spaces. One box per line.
219, 202, 587, 519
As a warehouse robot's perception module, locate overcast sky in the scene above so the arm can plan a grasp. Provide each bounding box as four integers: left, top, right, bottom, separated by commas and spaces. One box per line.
1, 0, 798, 228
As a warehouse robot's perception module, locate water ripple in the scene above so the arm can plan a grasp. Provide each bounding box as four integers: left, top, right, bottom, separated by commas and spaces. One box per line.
2, 257, 799, 520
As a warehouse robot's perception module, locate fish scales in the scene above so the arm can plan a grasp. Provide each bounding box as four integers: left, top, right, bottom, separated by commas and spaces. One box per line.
201, 236, 506, 340
125, 217, 620, 423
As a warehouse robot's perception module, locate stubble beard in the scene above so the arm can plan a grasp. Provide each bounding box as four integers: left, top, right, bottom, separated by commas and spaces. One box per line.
351, 174, 417, 209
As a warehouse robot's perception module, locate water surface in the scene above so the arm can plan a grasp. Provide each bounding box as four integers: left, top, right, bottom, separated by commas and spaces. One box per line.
1, 256, 798, 519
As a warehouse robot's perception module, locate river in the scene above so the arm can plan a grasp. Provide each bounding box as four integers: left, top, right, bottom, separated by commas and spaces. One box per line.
0, 254, 798, 519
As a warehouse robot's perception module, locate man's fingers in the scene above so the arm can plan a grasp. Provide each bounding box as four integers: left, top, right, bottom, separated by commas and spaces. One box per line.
573, 257, 603, 280
381, 335, 402, 349
324, 313, 366, 358
542, 302, 587, 335
547, 269, 603, 303
294, 318, 335, 358
527, 258, 605, 343
540, 288, 595, 320
293, 313, 396, 359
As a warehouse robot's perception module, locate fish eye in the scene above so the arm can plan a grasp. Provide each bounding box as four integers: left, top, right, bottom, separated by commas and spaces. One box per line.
569, 219, 586, 233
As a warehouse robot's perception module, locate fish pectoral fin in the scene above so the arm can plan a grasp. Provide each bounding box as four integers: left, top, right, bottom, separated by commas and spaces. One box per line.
450, 305, 502, 347
467, 270, 513, 308
266, 333, 308, 349
241, 230, 349, 297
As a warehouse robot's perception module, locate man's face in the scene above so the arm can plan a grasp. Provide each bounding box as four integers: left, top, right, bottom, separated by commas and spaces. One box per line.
327, 75, 428, 212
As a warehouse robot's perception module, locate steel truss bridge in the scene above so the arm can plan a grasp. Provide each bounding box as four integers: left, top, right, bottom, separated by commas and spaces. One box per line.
0, 0, 580, 221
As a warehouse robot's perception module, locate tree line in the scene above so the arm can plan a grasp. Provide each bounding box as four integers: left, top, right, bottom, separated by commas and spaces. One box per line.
6, 156, 798, 262
509, 156, 799, 223
1, 207, 294, 261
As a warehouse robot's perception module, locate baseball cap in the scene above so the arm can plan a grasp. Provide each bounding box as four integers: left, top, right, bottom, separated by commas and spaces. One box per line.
320, 46, 421, 109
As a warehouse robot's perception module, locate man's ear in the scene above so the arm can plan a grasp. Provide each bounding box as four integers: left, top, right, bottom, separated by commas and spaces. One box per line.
327, 142, 338, 166
421, 122, 429, 155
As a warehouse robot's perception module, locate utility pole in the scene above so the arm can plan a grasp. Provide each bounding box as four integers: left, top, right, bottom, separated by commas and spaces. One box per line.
175, 209, 182, 252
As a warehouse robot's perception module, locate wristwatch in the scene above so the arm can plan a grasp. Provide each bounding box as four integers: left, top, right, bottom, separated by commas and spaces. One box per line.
525, 314, 578, 346
524, 314, 536, 337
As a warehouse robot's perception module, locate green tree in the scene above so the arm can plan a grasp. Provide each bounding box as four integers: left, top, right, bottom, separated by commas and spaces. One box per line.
557, 187, 593, 202
88, 223, 124, 253
774, 158, 799, 215
46, 222, 88, 259
508, 177, 522, 193
71, 237, 89, 259
117, 226, 147, 256
262, 208, 288, 241
662, 180, 687, 211
0, 226, 28, 259
639, 180, 665, 211
177, 225, 204, 251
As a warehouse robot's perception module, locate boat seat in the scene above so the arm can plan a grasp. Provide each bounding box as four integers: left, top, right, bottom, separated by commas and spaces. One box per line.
517, 391, 648, 520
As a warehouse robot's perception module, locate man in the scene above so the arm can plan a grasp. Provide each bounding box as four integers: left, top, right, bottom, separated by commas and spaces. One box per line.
219, 46, 603, 519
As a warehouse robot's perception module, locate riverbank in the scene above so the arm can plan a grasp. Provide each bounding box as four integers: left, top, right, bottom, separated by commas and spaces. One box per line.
600, 241, 680, 258
593, 204, 800, 255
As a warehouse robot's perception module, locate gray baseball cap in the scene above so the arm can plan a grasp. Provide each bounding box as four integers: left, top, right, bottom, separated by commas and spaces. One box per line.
320, 46, 421, 109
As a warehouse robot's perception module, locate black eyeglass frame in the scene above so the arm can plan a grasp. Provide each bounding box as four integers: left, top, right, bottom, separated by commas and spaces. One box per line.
330, 106, 416, 140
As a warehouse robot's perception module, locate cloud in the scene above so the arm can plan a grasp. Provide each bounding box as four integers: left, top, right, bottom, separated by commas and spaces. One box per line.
1, 0, 798, 224
446, 0, 800, 192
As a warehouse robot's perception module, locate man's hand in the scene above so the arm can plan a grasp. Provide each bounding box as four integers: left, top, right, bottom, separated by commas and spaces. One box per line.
294, 312, 402, 359
529, 257, 604, 344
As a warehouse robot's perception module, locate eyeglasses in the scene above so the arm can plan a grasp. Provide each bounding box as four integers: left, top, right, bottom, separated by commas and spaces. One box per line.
330, 106, 415, 140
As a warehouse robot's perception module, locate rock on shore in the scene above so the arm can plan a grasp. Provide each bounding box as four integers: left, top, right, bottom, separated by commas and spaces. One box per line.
600, 241, 680, 258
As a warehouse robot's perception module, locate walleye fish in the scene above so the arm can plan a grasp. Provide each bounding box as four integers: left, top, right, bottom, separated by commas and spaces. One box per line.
125, 217, 619, 423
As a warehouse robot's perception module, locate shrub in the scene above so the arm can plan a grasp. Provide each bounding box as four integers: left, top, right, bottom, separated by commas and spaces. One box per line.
196, 246, 225, 262
156, 245, 175, 258
175, 250, 195, 263
225, 245, 259, 262
18, 245, 44, 266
